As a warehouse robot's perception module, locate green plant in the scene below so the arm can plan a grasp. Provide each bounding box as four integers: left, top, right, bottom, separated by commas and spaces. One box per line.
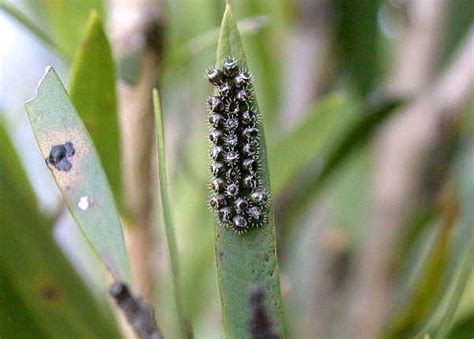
0, 1, 473, 338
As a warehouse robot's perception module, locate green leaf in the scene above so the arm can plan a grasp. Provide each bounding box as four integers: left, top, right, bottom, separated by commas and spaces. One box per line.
383, 220, 452, 338
383, 142, 474, 338
334, 0, 381, 96
0, 122, 120, 338
43, 0, 103, 60
277, 98, 402, 228
447, 313, 474, 338
440, 0, 474, 68
0, 2, 68, 59
25, 67, 131, 283
0, 271, 48, 338
214, 4, 285, 337
70, 11, 122, 211
269, 93, 353, 194
165, 16, 269, 70
446, 271, 474, 338
420, 143, 474, 338
153, 89, 192, 338
233, 1, 283, 131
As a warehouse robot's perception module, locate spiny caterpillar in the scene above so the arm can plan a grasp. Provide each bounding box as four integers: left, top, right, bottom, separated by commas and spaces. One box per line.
206, 57, 268, 233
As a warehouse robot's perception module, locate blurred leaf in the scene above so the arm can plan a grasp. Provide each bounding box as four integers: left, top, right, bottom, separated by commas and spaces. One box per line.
165, 16, 269, 70
170, 136, 217, 324
269, 93, 352, 194
447, 313, 474, 338
384, 218, 453, 337
440, 0, 474, 67
418, 143, 474, 338
395, 126, 462, 282
70, 11, 122, 211
43, 0, 103, 60
0, 122, 120, 338
0, 2, 68, 59
234, 1, 283, 132
153, 89, 191, 338
334, 0, 381, 96
0, 271, 48, 338
25, 67, 131, 283
278, 98, 402, 228
325, 150, 372, 246
214, 4, 285, 337
0, 0, 102, 60
446, 271, 474, 337
384, 142, 474, 338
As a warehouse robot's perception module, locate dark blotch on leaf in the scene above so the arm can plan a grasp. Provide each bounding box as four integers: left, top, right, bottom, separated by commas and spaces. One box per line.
248, 284, 279, 339
39, 284, 60, 301
46, 142, 75, 171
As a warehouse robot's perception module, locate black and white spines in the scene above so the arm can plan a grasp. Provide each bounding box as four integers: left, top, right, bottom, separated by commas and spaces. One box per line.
206, 57, 269, 233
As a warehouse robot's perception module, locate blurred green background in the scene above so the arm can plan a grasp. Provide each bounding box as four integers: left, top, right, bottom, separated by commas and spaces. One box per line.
0, 0, 473, 338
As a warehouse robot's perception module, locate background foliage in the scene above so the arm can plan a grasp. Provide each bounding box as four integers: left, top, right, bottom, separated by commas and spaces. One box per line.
0, 0, 473, 338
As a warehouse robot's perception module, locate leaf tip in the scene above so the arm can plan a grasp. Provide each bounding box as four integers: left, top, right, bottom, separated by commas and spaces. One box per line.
90, 8, 100, 20
224, 1, 234, 17
152, 88, 161, 113
85, 8, 101, 30
25, 66, 57, 108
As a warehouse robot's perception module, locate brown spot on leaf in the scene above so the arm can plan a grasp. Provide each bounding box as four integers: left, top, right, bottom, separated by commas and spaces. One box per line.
248, 284, 279, 339
38, 284, 61, 301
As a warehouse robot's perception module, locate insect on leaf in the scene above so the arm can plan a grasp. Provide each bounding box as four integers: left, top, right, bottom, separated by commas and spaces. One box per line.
212, 3, 285, 337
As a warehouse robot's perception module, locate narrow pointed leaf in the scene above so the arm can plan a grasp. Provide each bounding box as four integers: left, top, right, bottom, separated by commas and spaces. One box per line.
214, 4, 285, 337
153, 89, 191, 338
43, 0, 103, 60
25, 67, 131, 283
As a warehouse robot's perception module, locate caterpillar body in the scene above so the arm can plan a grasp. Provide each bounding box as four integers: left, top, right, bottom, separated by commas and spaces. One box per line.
206, 58, 268, 233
